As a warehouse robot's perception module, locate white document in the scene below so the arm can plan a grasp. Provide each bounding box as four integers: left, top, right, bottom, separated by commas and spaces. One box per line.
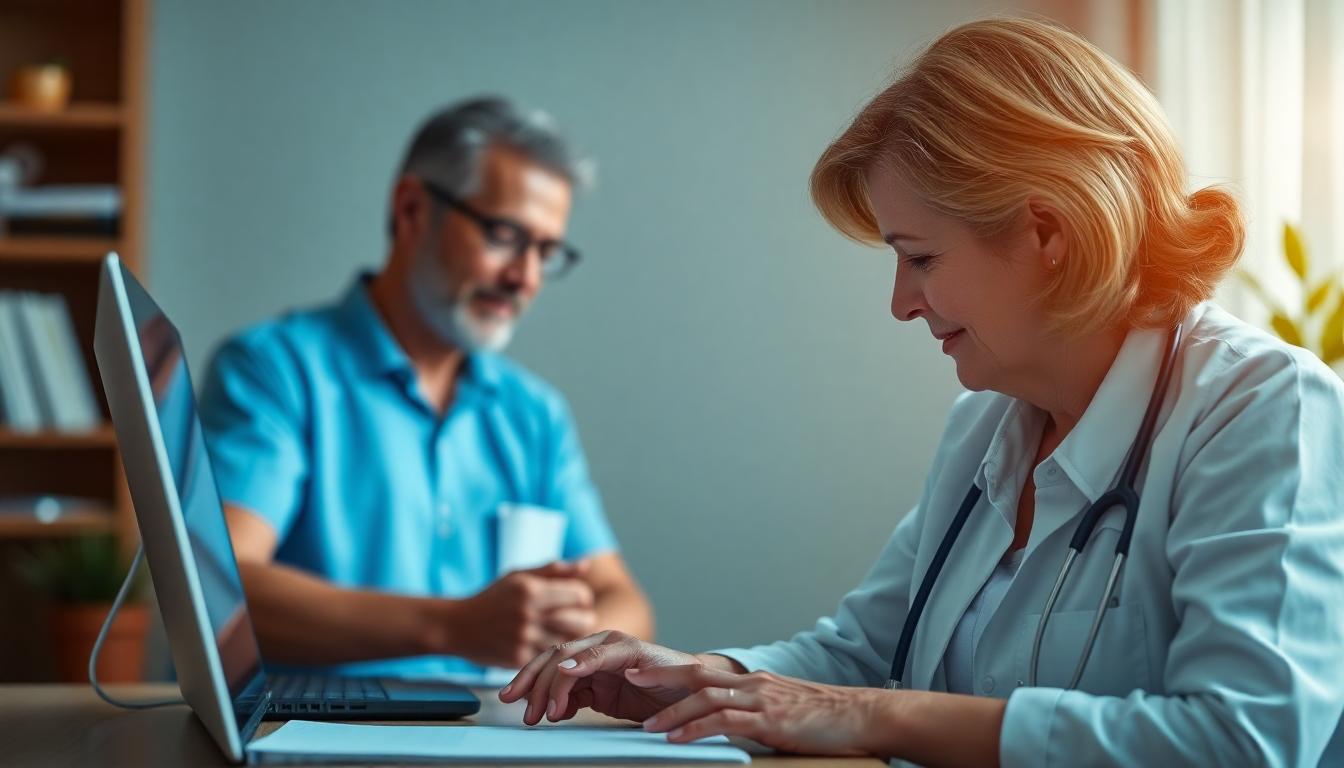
247, 721, 751, 764
497, 503, 568, 573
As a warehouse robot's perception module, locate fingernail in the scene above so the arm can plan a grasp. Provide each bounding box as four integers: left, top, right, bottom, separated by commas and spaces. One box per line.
643, 715, 659, 731
546, 699, 557, 719
668, 727, 684, 740
500, 684, 512, 697
525, 702, 535, 722
559, 658, 577, 669
625, 667, 642, 675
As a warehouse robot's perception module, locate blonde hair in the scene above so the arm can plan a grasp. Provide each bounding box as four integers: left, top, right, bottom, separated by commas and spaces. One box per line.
811, 17, 1244, 334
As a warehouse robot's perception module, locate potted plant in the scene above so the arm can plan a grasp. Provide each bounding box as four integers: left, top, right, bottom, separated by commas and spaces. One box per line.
1238, 222, 1344, 376
6, 59, 73, 113
14, 535, 149, 683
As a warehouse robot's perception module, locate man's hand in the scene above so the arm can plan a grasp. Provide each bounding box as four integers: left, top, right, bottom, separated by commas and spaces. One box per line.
443, 561, 597, 668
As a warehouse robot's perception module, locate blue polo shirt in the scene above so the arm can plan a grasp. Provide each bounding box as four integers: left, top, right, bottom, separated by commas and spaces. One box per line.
197, 275, 617, 681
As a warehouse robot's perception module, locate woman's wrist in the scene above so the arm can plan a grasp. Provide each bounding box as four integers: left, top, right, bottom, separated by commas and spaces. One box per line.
856, 687, 907, 758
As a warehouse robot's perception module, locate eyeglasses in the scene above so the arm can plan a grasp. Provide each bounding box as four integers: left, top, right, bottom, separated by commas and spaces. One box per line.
422, 179, 581, 280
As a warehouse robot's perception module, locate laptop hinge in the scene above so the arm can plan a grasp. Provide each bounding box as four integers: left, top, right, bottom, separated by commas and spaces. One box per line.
240, 688, 271, 754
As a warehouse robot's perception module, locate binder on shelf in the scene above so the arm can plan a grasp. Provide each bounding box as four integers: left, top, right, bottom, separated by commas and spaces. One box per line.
0, 293, 42, 431
42, 293, 101, 430
12, 293, 60, 426
0, 290, 101, 433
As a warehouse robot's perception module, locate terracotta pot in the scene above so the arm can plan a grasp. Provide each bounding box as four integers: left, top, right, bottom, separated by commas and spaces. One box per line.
49, 602, 148, 683
8, 64, 72, 112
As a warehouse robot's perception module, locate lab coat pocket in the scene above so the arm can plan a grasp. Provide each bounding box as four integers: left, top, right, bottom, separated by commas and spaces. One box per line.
1016, 603, 1152, 696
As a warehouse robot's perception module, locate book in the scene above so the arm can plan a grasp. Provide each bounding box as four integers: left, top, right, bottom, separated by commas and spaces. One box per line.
41, 293, 101, 431
12, 293, 60, 427
0, 292, 43, 431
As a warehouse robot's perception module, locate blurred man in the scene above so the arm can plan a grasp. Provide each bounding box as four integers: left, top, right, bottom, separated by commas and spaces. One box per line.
199, 97, 653, 680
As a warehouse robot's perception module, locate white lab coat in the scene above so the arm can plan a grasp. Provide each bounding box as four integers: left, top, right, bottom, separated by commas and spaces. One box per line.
717, 303, 1344, 766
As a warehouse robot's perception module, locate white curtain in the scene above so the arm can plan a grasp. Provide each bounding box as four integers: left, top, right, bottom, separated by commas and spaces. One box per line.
1147, 0, 1344, 352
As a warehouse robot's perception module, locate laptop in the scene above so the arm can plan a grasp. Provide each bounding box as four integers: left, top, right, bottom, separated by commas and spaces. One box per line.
93, 253, 480, 763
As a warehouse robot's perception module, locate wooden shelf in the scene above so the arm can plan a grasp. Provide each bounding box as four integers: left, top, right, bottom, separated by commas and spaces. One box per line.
0, 237, 120, 263
0, 103, 123, 130
0, 508, 116, 538
0, 426, 117, 450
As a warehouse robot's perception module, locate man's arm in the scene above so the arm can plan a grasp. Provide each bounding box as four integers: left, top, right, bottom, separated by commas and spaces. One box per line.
227, 503, 597, 668
226, 503, 447, 664
581, 552, 654, 641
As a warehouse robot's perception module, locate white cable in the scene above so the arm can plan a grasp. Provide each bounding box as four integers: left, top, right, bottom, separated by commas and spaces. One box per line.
88, 544, 184, 709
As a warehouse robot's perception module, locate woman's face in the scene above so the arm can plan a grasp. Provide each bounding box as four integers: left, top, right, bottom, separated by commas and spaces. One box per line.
864, 163, 1061, 394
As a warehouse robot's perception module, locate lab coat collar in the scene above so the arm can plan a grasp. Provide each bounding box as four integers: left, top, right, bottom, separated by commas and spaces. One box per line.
910, 480, 1014, 691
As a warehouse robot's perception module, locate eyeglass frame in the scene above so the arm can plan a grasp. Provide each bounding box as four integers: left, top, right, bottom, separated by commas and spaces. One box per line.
420, 178, 582, 279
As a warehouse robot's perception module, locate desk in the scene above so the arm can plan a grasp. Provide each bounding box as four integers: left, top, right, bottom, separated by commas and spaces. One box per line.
0, 684, 887, 767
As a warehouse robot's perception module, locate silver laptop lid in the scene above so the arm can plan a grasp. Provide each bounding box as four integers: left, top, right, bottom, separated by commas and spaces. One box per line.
94, 254, 269, 763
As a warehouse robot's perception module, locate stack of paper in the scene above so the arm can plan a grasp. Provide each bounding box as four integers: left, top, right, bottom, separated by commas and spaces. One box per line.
248, 721, 752, 764
0, 291, 101, 433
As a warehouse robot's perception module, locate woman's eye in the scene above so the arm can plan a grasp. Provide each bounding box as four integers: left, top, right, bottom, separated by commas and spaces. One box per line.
904, 253, 935, 271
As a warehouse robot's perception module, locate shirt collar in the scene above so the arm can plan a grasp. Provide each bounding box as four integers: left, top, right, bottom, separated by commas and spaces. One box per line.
1051, 323, 1175, 503
975, 397, 1047, 520
336, 273, 503, 393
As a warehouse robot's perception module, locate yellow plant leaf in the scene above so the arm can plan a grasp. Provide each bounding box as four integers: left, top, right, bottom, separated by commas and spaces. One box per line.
1271, 312, 1305, 348
1306, 280, 1334, 315
1322, 297, 1344, 364
1283, 222, 1308, 281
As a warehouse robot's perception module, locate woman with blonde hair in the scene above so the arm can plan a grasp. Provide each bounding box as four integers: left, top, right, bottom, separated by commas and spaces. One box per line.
502, 17, 1344, 765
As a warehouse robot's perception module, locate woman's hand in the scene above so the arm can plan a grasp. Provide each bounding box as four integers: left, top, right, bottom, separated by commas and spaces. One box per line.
498, 630, 701, 725
632, 664, 884, 756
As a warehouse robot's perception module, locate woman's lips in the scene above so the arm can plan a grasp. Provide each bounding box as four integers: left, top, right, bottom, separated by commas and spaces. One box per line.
940, 330, 964, 354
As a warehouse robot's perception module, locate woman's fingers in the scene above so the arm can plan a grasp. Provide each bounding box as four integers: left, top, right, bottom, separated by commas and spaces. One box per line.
500, 630, 608, 704
526, 631, 645, 725
642, 685, 758, 734
666, 709, 765, 744
623, 663, 740, 692
546, 633, 643, 720
556, 683, 595, 722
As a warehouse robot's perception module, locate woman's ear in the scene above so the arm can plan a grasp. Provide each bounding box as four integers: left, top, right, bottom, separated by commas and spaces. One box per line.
1025, 198, 1069, 271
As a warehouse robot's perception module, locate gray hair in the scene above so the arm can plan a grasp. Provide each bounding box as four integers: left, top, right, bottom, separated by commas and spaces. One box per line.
397, 96, 594, 200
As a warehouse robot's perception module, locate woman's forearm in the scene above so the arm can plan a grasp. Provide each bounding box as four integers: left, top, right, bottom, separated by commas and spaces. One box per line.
869, 689, 1006, 767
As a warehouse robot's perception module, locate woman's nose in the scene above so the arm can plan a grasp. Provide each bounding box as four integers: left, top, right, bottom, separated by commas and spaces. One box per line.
890, 266, 926, 322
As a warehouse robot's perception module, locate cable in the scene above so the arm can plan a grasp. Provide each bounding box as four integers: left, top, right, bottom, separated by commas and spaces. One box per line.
88, 544, 185, 709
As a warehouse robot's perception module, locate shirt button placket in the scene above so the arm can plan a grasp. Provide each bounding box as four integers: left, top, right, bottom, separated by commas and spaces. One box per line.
436, 501, 452, 538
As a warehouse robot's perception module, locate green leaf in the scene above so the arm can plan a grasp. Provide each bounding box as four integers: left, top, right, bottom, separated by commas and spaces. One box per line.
1322, 296, 1344, 364
1306, 280, 1334, 315
1271, 312, 1305, 347
1283, 222, 1308, 281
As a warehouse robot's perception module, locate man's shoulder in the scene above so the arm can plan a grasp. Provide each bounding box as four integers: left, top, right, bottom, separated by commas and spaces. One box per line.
479, 353, 569, 414
212, 297, 349, 372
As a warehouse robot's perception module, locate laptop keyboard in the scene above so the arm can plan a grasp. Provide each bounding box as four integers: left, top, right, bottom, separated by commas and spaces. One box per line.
269, 674, 390, 703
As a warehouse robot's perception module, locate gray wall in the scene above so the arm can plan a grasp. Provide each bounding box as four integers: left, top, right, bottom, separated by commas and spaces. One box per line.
149, 0, 1030, 653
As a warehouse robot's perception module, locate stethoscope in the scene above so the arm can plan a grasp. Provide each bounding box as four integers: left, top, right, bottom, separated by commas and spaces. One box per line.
885, 324, 1184, 692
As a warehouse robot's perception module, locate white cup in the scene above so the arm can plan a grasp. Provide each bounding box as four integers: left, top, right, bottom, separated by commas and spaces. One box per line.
496, 503, 568, 574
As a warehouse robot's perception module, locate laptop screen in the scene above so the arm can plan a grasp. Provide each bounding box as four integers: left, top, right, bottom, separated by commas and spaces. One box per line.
118, 263, 266, 708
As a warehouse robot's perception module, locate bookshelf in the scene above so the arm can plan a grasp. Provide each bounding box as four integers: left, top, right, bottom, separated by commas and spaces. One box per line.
0, 0, 148, 681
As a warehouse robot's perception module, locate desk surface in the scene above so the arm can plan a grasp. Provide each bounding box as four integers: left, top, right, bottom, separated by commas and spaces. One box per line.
0, 684, 886, 767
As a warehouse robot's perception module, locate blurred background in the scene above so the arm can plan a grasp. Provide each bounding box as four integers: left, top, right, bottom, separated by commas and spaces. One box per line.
0, 0, 1340, 682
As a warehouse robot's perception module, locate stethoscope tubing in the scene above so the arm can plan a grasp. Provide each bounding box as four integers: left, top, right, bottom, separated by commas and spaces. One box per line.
887, 324, 1184, 692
